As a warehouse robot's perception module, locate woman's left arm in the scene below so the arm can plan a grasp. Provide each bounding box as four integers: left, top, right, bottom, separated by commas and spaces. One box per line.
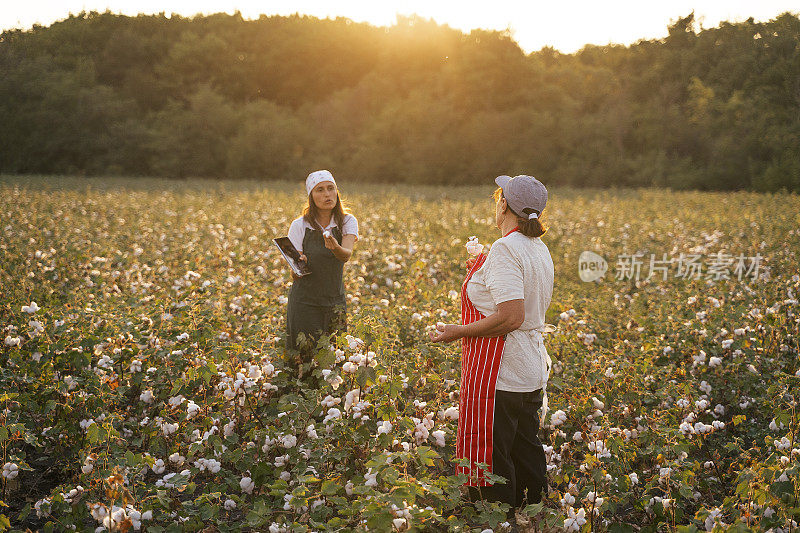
324, 234, 356, 262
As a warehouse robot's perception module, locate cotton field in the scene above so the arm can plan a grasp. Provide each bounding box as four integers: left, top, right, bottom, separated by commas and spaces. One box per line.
0, 176, 798, 532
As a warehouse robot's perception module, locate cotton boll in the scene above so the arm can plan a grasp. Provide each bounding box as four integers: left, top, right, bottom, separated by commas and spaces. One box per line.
240, 476, 255, 494
323, 408, 342, 424
21, 301, 40, 314
442, 406, 459, 420
139, 390, 154, 404
4, 336, 21, 347
564, 507, 587, 531
551, 410, 567, 426
151, 459, 165, 474
2, 462, 19, 479
279, 434, 297, 448
693, 350, 706, 366
186, 401, 200, 419
391, 517, 407, 531
465, 236, 484, 256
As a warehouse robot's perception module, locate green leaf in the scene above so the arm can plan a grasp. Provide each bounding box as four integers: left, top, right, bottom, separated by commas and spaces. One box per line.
484, 471, 508, 485
772, 481, 794, 497
321, 479, 339, 495
169, 380, 183, 396
16, 503, 30, 522
86, 422, 101, 444
382, 467, 400, 485
314, 348, 335, 368
726, 521, 753, 533
199, 503, 218, 520
416, 446, 439, 467
246, 511, 265, 527
523, 502, 544, 516
356, 366, 377, 387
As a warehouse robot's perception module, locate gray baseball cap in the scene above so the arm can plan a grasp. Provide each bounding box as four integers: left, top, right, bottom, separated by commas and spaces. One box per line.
495, 175, 548, 219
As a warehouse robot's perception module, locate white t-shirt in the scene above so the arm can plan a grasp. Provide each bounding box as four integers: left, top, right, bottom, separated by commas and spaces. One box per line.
287, 214, 359, 253
466, 231, 554, 392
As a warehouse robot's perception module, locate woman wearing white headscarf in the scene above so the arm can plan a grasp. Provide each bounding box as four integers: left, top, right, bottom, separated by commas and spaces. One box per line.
284, 170, 359, 371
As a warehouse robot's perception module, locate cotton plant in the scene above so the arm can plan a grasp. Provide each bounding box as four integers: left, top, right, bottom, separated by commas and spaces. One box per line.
2, 184, 799, 531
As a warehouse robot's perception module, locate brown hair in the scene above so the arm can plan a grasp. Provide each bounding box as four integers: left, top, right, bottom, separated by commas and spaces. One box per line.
494, 187, 547, 238
303, 191, 348, 232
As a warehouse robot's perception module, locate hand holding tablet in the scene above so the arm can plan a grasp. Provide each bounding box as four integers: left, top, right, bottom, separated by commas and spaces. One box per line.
273, 237, 311, 277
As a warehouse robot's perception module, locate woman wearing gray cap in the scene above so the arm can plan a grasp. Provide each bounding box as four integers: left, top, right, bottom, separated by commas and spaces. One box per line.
430, 175, 554, 529
285, 170, 359, 374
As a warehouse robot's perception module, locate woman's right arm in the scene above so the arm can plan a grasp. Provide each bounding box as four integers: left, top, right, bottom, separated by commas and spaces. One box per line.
287, 219, 306, 280
430, 299, 524, 342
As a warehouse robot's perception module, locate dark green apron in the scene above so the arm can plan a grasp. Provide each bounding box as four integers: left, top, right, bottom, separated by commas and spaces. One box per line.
285, 224, 347, 353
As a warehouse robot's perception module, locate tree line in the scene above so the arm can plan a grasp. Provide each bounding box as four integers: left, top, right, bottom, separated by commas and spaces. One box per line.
0, 10, 798, 191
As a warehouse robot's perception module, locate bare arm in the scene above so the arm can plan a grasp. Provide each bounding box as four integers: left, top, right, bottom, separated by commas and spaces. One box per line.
325, 234, 356, 262
429, 299, 525, 343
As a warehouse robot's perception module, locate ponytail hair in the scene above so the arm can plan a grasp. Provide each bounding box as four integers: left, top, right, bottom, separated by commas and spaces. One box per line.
517, 207, 546, 238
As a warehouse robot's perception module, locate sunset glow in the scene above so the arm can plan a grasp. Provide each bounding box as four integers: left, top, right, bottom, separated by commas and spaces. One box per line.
1, 0, 798, 52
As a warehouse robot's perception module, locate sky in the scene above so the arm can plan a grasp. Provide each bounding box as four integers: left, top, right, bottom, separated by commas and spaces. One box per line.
1, 1, 798, 53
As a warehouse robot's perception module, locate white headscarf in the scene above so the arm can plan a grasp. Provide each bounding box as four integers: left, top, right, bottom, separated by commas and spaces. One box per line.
306, 170, 336, 195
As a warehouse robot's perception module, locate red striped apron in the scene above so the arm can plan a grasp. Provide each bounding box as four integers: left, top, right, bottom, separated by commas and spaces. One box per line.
456, 230, 516, 486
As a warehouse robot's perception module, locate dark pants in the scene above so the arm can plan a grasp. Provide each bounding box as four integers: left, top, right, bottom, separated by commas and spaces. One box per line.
469, 389, 547, 513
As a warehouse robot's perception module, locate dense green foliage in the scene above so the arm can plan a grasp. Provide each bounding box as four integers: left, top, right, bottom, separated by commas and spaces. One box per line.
1, 11, 799, 190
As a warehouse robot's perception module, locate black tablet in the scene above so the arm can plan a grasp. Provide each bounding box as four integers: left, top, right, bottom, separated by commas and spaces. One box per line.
273, 237, 311, 277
